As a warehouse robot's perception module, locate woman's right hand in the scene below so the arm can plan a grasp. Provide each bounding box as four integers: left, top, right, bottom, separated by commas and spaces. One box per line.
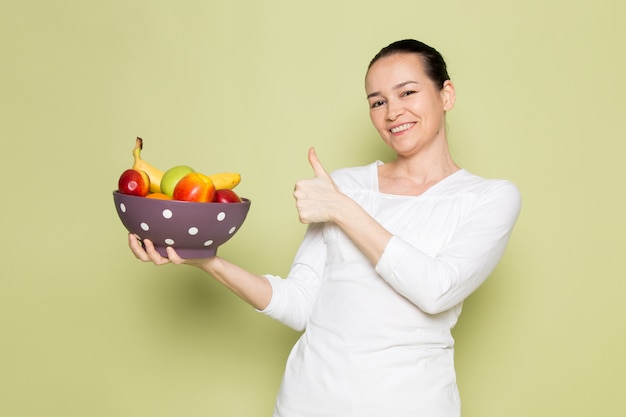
128, 233, 173, 265
129, 233, 218, 269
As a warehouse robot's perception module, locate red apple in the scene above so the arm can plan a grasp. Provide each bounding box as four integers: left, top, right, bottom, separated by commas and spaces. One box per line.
173, 172, 216, 202
118, 168, 150, 197
214, 189, 242, 203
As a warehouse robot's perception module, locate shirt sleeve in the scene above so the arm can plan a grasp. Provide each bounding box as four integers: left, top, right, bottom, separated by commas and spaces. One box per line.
258, 222, 327, 331
375, 180, 522, 315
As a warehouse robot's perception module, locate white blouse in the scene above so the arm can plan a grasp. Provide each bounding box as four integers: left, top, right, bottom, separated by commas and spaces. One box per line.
261, 161, 521, 417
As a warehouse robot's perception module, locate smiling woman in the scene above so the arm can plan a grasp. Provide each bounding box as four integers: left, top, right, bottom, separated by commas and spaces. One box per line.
365, 41, 458, 197
129, 39, 521, 417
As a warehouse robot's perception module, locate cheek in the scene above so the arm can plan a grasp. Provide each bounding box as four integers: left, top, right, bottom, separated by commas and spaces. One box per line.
369, 111, 386, 132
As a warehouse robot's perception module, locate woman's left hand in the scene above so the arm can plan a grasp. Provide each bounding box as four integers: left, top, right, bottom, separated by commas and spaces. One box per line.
293, 147, 344, 224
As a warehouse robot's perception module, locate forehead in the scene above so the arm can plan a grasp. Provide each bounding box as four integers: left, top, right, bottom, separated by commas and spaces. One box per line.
365, 53, 427, 92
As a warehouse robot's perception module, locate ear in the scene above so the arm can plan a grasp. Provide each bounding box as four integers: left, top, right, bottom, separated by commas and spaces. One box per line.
441, 80, 456, 112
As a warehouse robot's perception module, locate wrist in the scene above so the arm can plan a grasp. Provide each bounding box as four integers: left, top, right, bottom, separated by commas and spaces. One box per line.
332, 193, 361, 228
198, 255, 223, 275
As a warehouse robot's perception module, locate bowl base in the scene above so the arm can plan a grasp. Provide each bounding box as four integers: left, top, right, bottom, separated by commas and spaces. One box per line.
152, 245, 218, 259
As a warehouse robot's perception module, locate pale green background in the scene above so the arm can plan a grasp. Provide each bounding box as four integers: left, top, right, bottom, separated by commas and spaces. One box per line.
1, 0, 624, 416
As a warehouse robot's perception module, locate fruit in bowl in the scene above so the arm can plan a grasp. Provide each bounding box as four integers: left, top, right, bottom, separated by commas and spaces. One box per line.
113, 137, 250, 258
214, 189, 242, 203
161, 165, 195, 197
118, 169, 150, 197
173, 172, 216, 202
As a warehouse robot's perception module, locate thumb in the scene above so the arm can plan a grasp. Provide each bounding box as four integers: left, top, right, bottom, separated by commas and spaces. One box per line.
308, 147, 331, 179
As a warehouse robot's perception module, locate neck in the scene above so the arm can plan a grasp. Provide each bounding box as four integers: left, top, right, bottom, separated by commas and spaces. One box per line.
389, 144, 460, 185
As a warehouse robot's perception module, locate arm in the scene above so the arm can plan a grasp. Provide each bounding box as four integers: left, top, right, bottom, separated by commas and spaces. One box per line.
294, 148, 521, 315
128, 215, 327, 328
128, 234, 272, 310
261, 222, 327, 331
375, 181, 521, 314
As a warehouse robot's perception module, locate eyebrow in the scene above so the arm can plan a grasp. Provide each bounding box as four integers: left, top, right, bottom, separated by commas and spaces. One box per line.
367, 80, 419, 99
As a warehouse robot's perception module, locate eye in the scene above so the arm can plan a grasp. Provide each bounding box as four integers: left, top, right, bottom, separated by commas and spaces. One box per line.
370, 100, 385, 109
401, 90, 417, 97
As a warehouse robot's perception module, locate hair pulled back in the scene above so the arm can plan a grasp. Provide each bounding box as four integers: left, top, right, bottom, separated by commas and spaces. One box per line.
368, 39, 450, 89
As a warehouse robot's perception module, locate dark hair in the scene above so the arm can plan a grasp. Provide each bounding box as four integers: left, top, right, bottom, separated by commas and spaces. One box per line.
368, 39, 450, 89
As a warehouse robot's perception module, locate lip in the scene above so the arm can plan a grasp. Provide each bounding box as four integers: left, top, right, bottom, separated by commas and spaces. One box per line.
389, 122, 415, 135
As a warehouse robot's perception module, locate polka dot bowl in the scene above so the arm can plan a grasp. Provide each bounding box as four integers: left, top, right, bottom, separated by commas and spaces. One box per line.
113, 191, 251, 258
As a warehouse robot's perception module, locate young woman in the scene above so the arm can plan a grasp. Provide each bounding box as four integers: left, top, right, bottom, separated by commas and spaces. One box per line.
130, 39, 521, 417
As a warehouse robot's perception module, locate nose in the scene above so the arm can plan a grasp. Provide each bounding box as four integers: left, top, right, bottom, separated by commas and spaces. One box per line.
385, 99, 404, 121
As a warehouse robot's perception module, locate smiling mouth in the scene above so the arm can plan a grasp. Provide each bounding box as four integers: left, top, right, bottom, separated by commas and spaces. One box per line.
390, 123, 415, 133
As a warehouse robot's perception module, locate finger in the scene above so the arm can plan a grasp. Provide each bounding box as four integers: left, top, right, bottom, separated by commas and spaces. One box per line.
143, 239, 170, 265
308, 147, 331, 179
165, 246, 186, 265
128, 234, 150, 261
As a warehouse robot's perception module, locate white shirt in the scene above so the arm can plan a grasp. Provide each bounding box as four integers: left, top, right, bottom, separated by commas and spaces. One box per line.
261, 161, 521, 417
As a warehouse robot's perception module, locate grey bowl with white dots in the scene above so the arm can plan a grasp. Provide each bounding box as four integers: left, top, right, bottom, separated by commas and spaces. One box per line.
113, 191, 251, 258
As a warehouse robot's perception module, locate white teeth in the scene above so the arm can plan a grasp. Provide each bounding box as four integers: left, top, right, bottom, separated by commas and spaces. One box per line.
390, 123, 413, 133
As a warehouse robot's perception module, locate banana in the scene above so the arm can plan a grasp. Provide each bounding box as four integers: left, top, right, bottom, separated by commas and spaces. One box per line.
132, 137, 164, 194
207, 172, 241, 190
130, 137, 240, 192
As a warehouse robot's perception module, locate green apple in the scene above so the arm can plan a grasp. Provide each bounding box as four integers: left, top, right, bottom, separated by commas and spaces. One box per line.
160, 165, 195, 197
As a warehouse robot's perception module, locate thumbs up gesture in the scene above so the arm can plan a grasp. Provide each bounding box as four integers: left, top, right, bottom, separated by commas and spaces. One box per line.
294, 147, 342, 224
